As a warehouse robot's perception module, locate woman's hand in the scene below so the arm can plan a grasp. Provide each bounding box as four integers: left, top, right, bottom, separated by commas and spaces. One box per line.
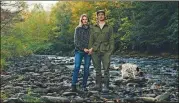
84, 48, 89, 53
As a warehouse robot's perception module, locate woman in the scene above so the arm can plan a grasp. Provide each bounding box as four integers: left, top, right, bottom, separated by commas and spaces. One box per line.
71, 14, 91, 92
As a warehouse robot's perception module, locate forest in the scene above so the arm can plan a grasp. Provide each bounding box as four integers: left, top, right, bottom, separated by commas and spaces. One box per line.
1, 1, 178, 68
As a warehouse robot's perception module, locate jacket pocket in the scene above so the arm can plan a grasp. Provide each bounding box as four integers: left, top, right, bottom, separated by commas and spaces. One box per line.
93, 42, 100, 52
100, 42, 110, 52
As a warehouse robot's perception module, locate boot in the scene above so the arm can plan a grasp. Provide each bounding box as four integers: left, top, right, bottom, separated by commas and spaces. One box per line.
102, 85, 109, 93
102, 79, 109, 93
102, 72, 109, 93
72, 85, 77, 92
94, 76, 102, 92
93, 84, 102, 92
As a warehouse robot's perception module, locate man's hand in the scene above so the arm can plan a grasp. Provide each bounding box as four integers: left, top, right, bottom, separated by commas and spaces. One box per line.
88, 48, 93, 55
84, 48, 89, 53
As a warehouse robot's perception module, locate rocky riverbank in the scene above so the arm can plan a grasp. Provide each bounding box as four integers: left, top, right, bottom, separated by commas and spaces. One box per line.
1, 54, 178, 103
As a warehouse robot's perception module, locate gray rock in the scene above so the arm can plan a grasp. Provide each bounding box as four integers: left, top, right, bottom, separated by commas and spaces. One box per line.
101, 93, 117, 100
1, 75, 12, 81
3, 98, 24, 103
47, 92, 57, 96
144, 94, 156, 97
14, 86, 23, 93
113, 77, 123, 85
2, 55, 179, 102
106, 100, 115, 103
39, 65, 48, 72
137, 87, 175, 102
71, 96, 84, 103
109, 71, 119, 77
42, 72, 52, 76
33, 88, 48, 94
16, 93, 25, 99
47, 87, 62, 93
62, 92, 77, 96
32, 73, 40, 76
125, 78, 147, 84
155, 87, 175, 101
45, 83, 63, 86
21, 75, 30, 81
126, 83, 139, 87
21, 66, 36, 72
14, 83, 25, 87
59, 75, 71, 82
41, 96, 70, 103
88, 91, 99, 94
86, 91, 100, 99
136, 97, 156, 102
109, 84, 117, 90
4, 85, 13, 89
34, 82, 47, 88
150, 82, 161, 90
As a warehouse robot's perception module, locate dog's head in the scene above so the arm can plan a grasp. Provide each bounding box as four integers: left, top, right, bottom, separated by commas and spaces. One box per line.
118, 65, 122, 70
136, 67, 140, 72
136, 67, 144, 77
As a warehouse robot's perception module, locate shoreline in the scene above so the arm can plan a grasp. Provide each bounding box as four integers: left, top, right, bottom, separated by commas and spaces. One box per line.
114, 51, 178, 59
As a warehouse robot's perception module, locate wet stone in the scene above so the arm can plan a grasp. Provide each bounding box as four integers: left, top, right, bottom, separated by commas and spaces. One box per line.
62, 92, 77, 96
127, 83, 139, 87
1, 75, 12, 81
71, 96, 84, 103
3, 98, 23, 103
47, 87, 62, 93
144, 93, 156, 97
1, 55, 178, 102
33, 88, 48, 94
109, 71, 120, 77
14, 86, 23, 93
41, 96, 70, 103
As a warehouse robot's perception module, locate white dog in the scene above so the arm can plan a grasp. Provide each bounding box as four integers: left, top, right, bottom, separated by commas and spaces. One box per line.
113, 63, 143, 79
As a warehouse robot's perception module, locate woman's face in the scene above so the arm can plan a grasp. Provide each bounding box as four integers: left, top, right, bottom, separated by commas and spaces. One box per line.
82, 16, 88, 25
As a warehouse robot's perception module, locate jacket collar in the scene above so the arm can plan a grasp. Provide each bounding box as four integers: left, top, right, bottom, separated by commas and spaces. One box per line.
82, 24, 89, 29
94, 22, 108, 27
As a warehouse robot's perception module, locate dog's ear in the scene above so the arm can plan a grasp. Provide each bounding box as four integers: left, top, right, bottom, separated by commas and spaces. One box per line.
136, 67, 140, 71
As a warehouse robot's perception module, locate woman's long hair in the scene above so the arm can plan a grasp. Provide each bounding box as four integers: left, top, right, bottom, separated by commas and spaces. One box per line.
78, 14, 89, 27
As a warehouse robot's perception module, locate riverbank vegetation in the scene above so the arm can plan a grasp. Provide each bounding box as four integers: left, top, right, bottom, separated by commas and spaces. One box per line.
1, 1, 178, 69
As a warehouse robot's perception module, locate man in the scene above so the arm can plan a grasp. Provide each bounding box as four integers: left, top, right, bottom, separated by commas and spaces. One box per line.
88, 10, 115, 92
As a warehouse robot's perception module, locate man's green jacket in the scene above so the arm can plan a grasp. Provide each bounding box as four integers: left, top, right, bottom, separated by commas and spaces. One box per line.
88, 23, 115, 54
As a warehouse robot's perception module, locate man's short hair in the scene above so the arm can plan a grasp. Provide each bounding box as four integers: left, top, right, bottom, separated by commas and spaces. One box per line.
96, 10, 105, 16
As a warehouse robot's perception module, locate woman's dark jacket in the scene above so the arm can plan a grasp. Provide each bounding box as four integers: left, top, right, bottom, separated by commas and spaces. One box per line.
74, 25, 90, 51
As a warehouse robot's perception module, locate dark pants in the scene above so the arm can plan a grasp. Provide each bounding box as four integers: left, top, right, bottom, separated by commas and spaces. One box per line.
91, 52, 111, 88
72, 50, 91, 88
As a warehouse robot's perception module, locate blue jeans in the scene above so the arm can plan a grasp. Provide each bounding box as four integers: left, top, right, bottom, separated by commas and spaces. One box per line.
72, 50, 91, 88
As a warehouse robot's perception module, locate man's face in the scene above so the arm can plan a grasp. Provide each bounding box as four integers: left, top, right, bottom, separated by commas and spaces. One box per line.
82, 16, 88, 25
97, 12, 105, 21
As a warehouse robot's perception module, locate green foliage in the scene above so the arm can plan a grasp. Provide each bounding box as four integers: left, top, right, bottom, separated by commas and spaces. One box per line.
23, 88, 41, 103
1, 3, 53, 69
23, 95, 41, 103
17, 4, 53, 53
130, 2, 178, 53
1, 1, 178, 68
1, 91, 9, 100
17, 75, 24, 81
